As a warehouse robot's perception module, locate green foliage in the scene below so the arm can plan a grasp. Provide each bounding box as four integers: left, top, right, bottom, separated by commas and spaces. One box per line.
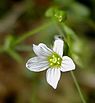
0, 0, 95, 103
2, 35, 23, 62
0, 5, 92, 69
70, 2, 90, 21
45, 7, 67, 22
61, 23, 91, 69
45, 6, 92, 69
53, 0, 90, 22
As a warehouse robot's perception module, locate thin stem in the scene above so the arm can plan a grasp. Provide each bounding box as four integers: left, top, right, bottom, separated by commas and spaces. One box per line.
70, 71, 86, 103
55, 22, 86, 103
13, 21, 52, 46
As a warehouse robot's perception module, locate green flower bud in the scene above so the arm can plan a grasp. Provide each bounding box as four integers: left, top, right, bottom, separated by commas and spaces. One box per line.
45, 7, 67, 23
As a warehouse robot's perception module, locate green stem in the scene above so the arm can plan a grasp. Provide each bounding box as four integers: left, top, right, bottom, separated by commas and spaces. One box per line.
55, 22, 86, 103
13, 21, 52, 46
70, 71, 86, 103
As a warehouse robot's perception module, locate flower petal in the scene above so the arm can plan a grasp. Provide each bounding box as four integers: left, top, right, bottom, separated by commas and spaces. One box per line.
53, 38, 64, 57
33, 43, 52, 57
26, 57, 49, 72
60, 56, 75, 72
46, 68, 61, 89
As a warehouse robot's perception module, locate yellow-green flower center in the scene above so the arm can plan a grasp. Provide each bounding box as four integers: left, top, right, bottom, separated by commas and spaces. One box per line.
48, 52, 62, 68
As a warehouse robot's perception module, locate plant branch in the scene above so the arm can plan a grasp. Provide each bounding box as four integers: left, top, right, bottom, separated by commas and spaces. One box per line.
13, 21, 52, 46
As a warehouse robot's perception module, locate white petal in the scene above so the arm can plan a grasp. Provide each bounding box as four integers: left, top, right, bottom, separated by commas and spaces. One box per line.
46, 68, 61, 89
26, 57, 49, 72
53, 38, 64, 57
60, 56, 75, 72
33, 43, 52, 57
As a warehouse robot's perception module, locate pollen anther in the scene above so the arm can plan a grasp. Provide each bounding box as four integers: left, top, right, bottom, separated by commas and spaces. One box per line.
48, 52, 62, 68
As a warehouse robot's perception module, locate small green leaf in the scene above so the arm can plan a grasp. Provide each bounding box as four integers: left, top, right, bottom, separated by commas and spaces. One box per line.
45, 7, 55, 17
4, 35, 15, 50
3, 35, 23, 62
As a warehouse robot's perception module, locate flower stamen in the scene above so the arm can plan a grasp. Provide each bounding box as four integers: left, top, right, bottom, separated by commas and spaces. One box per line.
48, 52, 62, 68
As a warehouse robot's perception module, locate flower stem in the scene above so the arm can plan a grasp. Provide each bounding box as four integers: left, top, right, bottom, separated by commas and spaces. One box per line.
55, 22, 86, 103
70, 71, 86, 103
13, 21, 52, 47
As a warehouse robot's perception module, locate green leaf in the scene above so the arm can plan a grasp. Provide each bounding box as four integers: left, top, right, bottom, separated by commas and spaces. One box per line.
45, 7, 55, 17
4, 35, 15, 50
3, 35, 23, 62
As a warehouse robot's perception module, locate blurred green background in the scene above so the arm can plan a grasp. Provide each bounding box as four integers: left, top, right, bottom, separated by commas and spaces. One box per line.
0, 0, 95, 103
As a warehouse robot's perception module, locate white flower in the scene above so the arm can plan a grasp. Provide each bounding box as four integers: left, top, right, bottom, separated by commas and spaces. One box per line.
26, 38, 75, 89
